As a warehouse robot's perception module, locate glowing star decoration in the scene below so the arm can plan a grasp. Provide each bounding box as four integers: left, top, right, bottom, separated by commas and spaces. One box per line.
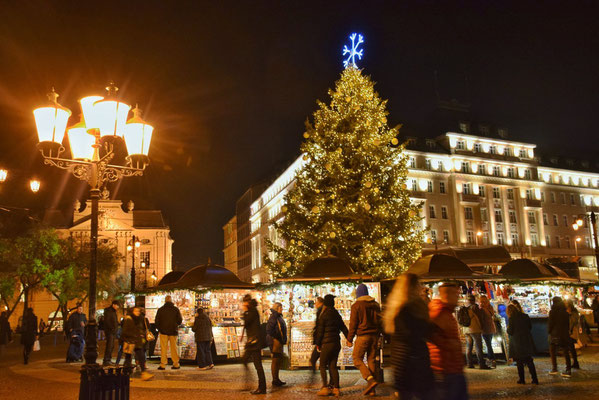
342, 33, 364, 68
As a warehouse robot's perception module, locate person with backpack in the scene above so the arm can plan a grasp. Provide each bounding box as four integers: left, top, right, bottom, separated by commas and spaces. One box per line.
460, 296, 489, 370
241, 294, 266, 395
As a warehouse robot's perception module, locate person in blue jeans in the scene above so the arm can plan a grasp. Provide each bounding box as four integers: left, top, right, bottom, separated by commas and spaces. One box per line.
192, 308, 214, 370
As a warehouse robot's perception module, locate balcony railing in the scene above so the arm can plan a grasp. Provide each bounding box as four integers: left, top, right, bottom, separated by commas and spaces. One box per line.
525, 198, 542, 208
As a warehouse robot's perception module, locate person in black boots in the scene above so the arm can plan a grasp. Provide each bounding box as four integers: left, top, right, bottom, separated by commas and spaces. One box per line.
102, 300, 120, 366
548, 297, 572, 377
507, 304, 538, 385
315, 294, 349, 397
192, 308, 214, 370
310, 297, 324, 372
241, 294, 266, 395
21, 308, 38, 365
266, 302, 287, 387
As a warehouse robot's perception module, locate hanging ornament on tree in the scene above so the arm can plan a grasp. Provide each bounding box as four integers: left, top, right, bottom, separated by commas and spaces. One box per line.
312, 206, 320, 214
409, 210, 417, 218
364, 203, 371, 211
330, 193, 336, 199
373, 138, 381, 146
315, 189, 320, 193
336, 147, 343, 154
282, 205, 288, 213
391, 138, 399, 145
374, 187, 379, 193
330, 232, 337, 239
345, 96, 351, 103
382, 117, 387, 124
290, 239, 295, 244
325, 163, 332, 171
303, 154, 309, 161
285, 261, 291, 268
365, 181, 372, 188
303, 132, 310, 139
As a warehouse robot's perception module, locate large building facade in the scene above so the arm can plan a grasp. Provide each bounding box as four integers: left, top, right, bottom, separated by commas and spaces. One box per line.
223, 216, 238, 274
238, 128, 599, 283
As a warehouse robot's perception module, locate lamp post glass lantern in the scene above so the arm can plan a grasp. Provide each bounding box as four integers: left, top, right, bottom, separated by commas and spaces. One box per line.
33, 83, 154, 368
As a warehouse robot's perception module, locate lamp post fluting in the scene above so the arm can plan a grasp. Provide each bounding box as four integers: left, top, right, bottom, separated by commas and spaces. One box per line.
33, 83, 154, 372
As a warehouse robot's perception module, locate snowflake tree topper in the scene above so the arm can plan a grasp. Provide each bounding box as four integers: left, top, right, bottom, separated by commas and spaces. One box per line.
342, 33, 364, 68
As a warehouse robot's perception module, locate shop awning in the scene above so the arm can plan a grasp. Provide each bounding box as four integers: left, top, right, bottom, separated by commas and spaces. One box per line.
407, 254, 489, 281
157, 270, 185, 286
422, 245, 512, 267
158, 264, 254, 289
499, 259, 576, 281
278, 255, 371, 281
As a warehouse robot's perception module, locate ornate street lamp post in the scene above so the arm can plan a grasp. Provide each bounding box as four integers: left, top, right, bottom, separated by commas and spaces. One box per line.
33, 82, 154, 393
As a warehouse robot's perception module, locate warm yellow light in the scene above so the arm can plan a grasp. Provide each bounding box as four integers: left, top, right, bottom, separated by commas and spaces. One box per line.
33, 105, 71, 145
80, 96, 131, 138
79, 96, 104, 129
576, 237, 581, 242
124, 107, 153, 156
135, 241, 141, 248
572, 224, 579, 231
0, 169, 7, 183
477, 231, 483, 237
577, 218, 584, 227
141, 262, 146, 268
67, 120, 95, 160
30, 179, 40, 193
127, 245, 133, 251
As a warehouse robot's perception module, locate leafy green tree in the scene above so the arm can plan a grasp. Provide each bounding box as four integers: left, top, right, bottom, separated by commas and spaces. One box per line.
265, 66, 423, 279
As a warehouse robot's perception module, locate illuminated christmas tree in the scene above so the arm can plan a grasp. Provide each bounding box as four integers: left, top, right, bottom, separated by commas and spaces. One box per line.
265, 66, 424, 279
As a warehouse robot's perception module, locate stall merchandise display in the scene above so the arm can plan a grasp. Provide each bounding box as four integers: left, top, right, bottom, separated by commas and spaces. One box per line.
265, 282, 381, 368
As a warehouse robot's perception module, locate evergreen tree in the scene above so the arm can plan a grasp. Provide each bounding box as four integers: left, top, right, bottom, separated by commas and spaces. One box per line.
265, 66, 424, 279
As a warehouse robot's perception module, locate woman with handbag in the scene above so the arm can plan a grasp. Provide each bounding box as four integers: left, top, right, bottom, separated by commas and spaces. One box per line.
266, 302, 287, 387
122, 307, 154, 381
21, 308, 38, 365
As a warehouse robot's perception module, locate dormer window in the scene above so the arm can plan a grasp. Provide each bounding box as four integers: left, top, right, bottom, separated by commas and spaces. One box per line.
479, 125, 490, 135
456, 140, 465, 150
566, 159, 574, 167
459, 122, 470, 133
426, 139, 436, 148
498, 128, 508, 138
407, 138, 417, 146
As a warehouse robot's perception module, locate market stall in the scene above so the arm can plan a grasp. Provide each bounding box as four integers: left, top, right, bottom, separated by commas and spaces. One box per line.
266, 256, 380, 369
143, 263, 260, 361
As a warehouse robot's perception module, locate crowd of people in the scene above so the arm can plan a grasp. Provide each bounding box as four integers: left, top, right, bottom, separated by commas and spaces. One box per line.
2, 277, 599, 399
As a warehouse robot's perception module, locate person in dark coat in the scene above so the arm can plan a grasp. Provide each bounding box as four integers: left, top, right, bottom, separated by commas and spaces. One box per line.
383, 273, 435, 400
266, 302, 287, 387
241, 294, 266, 395
506, 304, 538, 385
192, 308, 214, 370
548, 297, 572, 377
310, 297, 324, 372
102, 300, 120, 366
67, 305, 87, 337
0, 311, 12, 357
21, 308, 38, 365
591, 296, 599, 334
155, 295, 182, 370
315, 294, 349, 397
122, 307, 153, 381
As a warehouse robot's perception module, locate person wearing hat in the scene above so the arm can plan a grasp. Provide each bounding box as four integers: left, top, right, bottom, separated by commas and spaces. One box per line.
347, 283, 382, 395
315, 294, 349, 397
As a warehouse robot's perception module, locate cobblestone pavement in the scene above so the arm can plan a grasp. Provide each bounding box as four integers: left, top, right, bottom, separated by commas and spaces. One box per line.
1, 334, 599, 399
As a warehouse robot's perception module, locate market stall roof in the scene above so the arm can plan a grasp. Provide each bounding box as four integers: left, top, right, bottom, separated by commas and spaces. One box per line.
164, 263, 254, 289
499, 259, 575, 281
279, 255, 371, 281
421, 245, 512, 266
408, 254, 487, 280
157, 270, 185, 286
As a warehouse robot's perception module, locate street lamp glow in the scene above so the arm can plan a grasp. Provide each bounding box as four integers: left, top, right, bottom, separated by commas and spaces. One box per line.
67, 119, 96, 160
577, 218, 584, 227
127, 245, 133, 251
135, 240, 141, 248
29, 179, 40, 193
0, 169, 7, 183
33, 88, 71, 149
573, 223, 579, 231
476, 231, 483, 237
124, 106, 153, 157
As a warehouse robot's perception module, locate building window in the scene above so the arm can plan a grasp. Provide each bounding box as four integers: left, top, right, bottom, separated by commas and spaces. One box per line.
439, 182, 446, 194
511, 233, 519, 246
429, 230, 437, 244
528, 211, 537, 224
493, 166, 501, 176
563, 215, 568, 227
525, 169, 532, 180
466, 231, 475, 244
427, 181, 433, 193
560, 193, 566, 204
409, 157, 416, 168
441, 206, 448, 219
425, 159, 432, 170
585, 237, 591, 248
465, 207, 474, 220
483, 232, 490, 245
478, 164, 486, 174
531, 234, 539, 247
550, 192, 556, 203
140, 251, 150, 268
456, 140, 465, 150
410, 179, 418, 191
497, 233, 505, 245
493, 187, 501, 199
474, 143, 481, 152
459, 122, 470, 133
461, 162, 470, 173
553, 214, 559, 226
429, 205, 436, 219
489, 145, 497, 154
519, 149, 527, 158
545, 235, 551, 248
509, 211, 517, 224
495, 209, 503, 223
565, 236, 571, 249
541, 192, 545, 202
426, 139, 436, 148
507, 188, 514, 200
543, 213, 549, 225
479, 185, 485, 197
507, 167, 515, 178
570, 194, 576, 205
504, 147, 512, 156
526, 189, 533, 200
443, 230, 450, 244
555, 236, 561, 249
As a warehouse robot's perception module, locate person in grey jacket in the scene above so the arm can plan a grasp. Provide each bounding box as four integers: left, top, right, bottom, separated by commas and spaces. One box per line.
192, 308, 214, 370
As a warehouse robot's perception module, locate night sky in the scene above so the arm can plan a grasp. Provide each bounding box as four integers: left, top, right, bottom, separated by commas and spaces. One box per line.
0, 1, 597, 269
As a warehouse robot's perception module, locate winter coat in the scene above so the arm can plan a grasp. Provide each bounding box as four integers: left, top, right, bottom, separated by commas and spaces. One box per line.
312, 306, 322, 345
315, 306, 348, 347
479, 306, 497, 335
348, 295, 381, 342
243, 305, 262, 350
155, 302, 182, 336
507, 311, 534, 360
121, 314, 145, 348
427, 299, 464, 375
266, 309, 287, 345
465, 305, 483, 334
568, 308, 580, 341
103, 306, 119, 335
0, 315, 11, 345
67, 312, 87, 335
192, 313, 213, 342
391, 299, 434, 393
548, 302, 570, 346
20, 313, 38, 346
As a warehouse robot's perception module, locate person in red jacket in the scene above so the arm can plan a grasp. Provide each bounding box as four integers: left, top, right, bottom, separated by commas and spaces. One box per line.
428, 283, 469, 400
